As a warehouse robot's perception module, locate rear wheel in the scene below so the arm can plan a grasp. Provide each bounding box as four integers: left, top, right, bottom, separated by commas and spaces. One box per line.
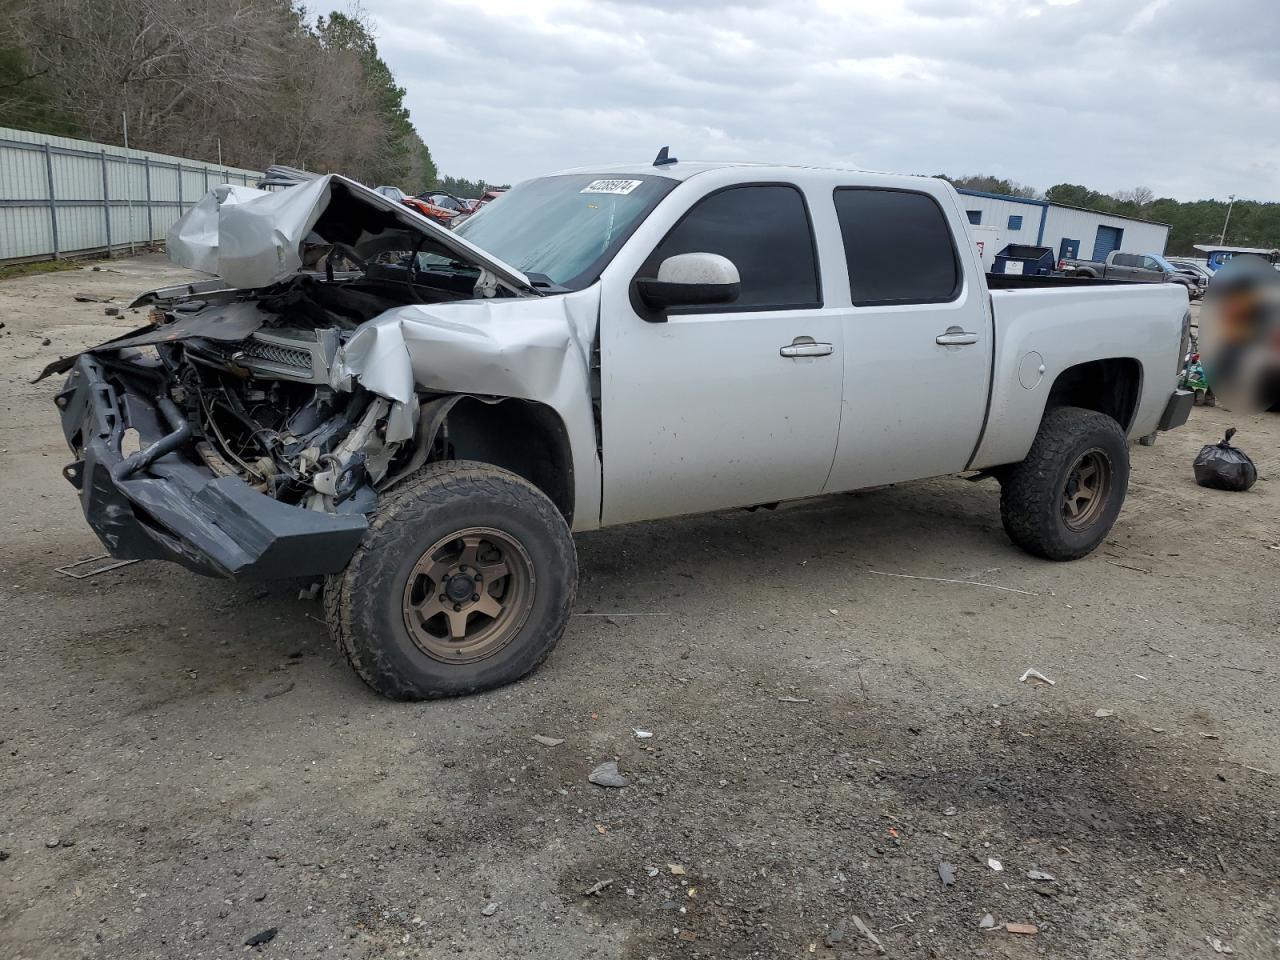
326, 461, 577, 700
999, 406, 1129, 561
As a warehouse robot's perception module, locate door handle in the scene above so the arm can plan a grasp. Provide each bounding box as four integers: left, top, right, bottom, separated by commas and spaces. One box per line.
780, 336, 834, 358
936, 327, 979, 346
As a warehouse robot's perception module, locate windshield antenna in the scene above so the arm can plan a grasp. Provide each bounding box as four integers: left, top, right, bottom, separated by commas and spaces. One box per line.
653, 146, 677, 167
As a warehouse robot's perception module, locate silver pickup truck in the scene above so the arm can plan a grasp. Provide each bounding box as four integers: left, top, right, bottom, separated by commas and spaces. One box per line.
47, 159, 1194, 699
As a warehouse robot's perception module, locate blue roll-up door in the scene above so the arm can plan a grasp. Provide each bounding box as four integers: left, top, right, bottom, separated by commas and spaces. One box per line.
1091, 225, 1124, 262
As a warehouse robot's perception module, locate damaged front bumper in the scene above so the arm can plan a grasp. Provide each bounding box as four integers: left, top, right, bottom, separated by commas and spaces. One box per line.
56, 354, 368, 579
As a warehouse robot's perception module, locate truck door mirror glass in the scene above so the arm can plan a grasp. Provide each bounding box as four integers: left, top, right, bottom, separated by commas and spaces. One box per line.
635, 252, 741, 312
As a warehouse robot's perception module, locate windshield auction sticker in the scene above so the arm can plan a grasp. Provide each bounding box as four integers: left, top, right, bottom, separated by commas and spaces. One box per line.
580, 179, 643, 195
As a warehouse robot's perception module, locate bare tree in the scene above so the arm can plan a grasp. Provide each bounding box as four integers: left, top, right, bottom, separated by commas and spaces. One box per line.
1113, 186, 1155, 207
11, 0, 419, 181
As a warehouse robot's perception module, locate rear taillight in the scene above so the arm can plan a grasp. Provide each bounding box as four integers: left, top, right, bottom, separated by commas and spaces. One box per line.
1178, 310, 1192, 377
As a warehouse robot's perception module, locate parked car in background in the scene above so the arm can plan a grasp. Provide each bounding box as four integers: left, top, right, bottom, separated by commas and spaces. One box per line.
1167, 257, 1212, 280
404, 194, 462, 228
1166, 257, 1212, 298
371, 186, 458, 229
422, 192, 469, 216
48, 162, 1194, 700
1061, 251, 1198, 296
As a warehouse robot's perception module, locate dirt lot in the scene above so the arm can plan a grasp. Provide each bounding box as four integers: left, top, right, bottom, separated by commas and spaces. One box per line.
1, 254, 1278, 960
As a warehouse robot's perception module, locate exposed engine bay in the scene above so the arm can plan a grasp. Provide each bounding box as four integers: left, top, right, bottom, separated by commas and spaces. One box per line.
149, 276, 436, 515
42, 173, 542, 522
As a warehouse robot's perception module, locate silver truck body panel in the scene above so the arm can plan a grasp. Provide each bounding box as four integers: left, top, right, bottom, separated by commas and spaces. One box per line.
971, 281, 1188, 469
342, 289, 605, 529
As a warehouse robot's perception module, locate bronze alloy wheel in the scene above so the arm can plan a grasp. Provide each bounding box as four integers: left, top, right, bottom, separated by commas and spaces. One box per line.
402, 527, 536, 664
1061, 449, 1112, 531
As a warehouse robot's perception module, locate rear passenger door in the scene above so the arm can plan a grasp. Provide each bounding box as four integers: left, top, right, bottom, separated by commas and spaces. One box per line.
1111, 253, 1145, 280
823, 187, 993, 492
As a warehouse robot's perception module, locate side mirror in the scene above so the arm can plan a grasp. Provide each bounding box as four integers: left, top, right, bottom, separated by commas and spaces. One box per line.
635, 252, 740, 312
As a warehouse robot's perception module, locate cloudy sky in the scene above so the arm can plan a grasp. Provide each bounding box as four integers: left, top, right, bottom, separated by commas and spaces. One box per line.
365, 0, 1279, 201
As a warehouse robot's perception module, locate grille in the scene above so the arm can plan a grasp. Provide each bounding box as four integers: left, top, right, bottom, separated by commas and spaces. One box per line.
241, 339, 312, 370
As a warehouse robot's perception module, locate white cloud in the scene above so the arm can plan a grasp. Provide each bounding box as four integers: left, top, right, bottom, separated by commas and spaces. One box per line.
365, 0, 1279, 201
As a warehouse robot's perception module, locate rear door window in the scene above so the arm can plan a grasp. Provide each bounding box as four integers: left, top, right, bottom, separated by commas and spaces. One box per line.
648, 184, 821, 309
833, 188, 960, 306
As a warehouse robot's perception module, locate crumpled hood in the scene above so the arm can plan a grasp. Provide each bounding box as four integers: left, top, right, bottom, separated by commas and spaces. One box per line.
166, 174, 538, 297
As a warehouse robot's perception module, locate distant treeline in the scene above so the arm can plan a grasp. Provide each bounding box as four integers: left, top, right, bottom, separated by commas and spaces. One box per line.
431, 176, 512, 200
0, 0, 488, 196
940, 175, 1279, 257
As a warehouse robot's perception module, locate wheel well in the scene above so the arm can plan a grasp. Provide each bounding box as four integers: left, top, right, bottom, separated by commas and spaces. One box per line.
1045, 358, 1142, 430
442, 397, 575, 525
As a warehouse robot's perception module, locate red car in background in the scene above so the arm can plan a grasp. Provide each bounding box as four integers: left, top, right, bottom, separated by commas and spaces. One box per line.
373, 186, 504, 229
373, 185, 463, 228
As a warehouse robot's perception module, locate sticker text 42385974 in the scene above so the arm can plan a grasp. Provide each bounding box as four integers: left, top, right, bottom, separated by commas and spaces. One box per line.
580, 179, 643, 195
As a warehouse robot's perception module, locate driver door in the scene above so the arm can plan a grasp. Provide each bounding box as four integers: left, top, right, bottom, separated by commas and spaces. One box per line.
598, 183, 844, 525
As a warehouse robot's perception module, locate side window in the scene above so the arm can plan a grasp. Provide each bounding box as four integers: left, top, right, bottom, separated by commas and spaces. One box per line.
1142, 256, 1160, 271
650, 185, 820, 309
834, 188, 961, 306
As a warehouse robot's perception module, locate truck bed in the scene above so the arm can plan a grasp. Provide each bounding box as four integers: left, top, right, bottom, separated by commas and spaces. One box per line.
970, 280, 1189, 470
986, 273, 1134, 290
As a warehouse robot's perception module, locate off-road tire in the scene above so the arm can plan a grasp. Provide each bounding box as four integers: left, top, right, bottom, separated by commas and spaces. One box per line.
325, 461, 577, 700
1000, 406, 1129, 561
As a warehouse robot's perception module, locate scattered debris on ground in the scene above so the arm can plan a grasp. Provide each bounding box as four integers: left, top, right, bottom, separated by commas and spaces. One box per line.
850, 914, 886, 954
938, 862, 956, 887
588, 760, 629, 788
244, 927, 277, 947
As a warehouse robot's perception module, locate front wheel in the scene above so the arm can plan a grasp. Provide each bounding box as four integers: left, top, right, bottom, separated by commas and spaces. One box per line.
999, 406, 1130, 561
325, 461, 577, 700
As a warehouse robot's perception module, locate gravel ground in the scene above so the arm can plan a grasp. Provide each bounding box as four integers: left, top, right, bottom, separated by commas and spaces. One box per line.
1, 255, 1278, 960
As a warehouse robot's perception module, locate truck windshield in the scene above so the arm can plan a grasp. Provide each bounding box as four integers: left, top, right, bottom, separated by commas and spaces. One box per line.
452, 174, 677, 289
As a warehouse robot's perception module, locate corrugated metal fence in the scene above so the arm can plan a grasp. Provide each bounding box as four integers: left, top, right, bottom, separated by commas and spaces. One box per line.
0, 126, 263, 264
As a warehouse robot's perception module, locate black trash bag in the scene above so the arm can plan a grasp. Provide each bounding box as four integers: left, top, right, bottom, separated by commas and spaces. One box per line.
1193, 428, 1258, 491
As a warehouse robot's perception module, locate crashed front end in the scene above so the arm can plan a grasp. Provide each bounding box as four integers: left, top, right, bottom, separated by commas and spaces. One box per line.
49, 174, 540, 579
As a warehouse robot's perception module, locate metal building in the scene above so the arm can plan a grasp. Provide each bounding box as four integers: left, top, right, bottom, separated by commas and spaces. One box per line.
956, 188, 1170, 266
0, 125, 261, 264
